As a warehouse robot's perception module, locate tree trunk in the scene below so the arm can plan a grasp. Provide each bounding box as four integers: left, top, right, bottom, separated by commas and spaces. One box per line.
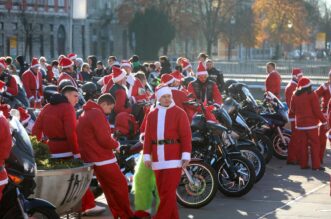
207, 39, 212, 57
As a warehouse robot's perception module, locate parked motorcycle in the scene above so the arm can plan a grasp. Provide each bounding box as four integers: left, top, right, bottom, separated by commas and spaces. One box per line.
0, 113, 59, 219
186, 101, 256, 197
227, 83, 290, 159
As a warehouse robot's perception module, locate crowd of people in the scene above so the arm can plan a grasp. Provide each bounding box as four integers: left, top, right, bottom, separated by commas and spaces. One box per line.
0, 52, 330, 219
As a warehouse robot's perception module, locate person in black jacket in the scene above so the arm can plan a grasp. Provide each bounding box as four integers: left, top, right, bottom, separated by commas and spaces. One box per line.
206, 59, 225, 93
159, 56, 172, 75
15, 55, 29, 78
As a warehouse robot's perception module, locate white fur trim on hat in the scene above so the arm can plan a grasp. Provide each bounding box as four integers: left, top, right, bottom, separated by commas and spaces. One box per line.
30, 63, 40, 68
61, 63, 73, 69
196, 71, 208, 76
164, 77, 176, 86
69, 54, 77, 60
183, 64, 192, 71
156, 86, 172, 100
112, 70, 127, 83
300, 82, 311, 89
294, 73, 303, 78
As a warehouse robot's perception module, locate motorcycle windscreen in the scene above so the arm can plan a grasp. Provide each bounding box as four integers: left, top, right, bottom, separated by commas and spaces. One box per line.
242, 87, 258, 108
6, 118, 36, 177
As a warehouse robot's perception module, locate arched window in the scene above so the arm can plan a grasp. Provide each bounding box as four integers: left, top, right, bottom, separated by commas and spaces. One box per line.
57, 25, 66, 55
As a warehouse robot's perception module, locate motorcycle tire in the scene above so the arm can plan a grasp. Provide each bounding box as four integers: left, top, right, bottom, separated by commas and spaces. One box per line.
216, 154, 256, 197
176, 161, 217, 209
2, 206, 60, 219
236, 144, 266, 183
272, 132, 290, 160
253, 134, 273, 163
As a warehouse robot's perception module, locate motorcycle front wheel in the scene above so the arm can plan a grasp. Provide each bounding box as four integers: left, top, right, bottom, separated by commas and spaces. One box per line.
176, 161, 217, 209
216, 154, 256, 197
272, 132, 290, 160
2, 206, 60, 219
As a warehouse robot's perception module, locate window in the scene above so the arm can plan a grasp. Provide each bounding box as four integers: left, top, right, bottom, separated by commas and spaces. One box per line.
12, 23, 17, 31
50, 35, 54, 58
0, 22, 3, 30
50, 24, 53, 32
40, 35, 44, 55
58, 0, 64, 7
40, 24, 43, 31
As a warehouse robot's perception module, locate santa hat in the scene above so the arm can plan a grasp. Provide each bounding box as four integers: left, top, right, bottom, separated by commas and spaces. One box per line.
196, 62, 208, 76
59, 57, 74, 69
181, 59, 192, 71
170, 70, 184, 81
67, 53, 77, 60
121, 60, 132, 68
18, 107, 31, 125
298, 77, 311, 89
161, 74, 176, 86
112, 66, 127, 83
155, 85, 172, 101
31, 57, 40, 68
0, 104, 10, 118
292, 68, 303, 79
0, 59, 7, 69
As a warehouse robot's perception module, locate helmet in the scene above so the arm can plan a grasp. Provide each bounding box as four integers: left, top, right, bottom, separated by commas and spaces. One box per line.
81, 82, 97, 100
224, 79, 239, 95
43, 85, 58, 103
58, 79, 73, 92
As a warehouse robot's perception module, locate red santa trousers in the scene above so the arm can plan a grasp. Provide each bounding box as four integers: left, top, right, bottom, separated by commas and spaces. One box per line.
81, 188, 96, 211
153, 168, 182, 219
287, 122, 300, 163
0, 169, 8, 202
297, 128, 321, 169
94, 163, 133, 219
319, 125, 328, 162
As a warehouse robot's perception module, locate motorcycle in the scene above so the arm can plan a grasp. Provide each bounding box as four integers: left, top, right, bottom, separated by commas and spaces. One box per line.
0, 113, 59, 219
186, 101, 256, 197
227, 83, 290, 159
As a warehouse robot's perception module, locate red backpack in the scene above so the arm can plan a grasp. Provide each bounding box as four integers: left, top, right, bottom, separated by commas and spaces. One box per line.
115, 112, 139, 138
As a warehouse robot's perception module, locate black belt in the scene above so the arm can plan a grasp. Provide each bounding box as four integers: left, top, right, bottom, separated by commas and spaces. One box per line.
152, 139, 180, 145
49, 137, 67, 142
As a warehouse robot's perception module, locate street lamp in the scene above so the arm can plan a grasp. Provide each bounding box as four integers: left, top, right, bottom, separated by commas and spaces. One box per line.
228, 16, 236, 61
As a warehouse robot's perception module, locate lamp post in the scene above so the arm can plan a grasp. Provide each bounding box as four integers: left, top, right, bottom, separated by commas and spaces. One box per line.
70, 0, 87, 53
228, 16, 236, 61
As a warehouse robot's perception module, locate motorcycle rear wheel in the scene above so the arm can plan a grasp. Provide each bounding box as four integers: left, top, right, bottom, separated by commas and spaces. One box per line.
176, 161, 217, 209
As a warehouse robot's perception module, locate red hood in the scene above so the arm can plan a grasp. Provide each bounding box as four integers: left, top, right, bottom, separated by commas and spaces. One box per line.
83, 100, 103, 112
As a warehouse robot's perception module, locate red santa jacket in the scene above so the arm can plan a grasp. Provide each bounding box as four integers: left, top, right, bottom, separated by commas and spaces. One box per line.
265, 70, 281, 98
58, 72, 78, 88
285, 80, 297, 122
143, 102, 192, 170
0, 72, 18, 96
0, 112, 12, 166
187, 80, 223, 105
289, 91, 326, 130
32, 94, 80, 158
131, 79, 150, 103
22, 68, 43, 101
315, 83, 331, 114
77, 101, 119, 165
0, 112, 11, 187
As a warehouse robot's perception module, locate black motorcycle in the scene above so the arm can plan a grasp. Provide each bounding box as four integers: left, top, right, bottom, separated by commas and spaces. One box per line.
227, 83, 290, 159
0, 115, 59, 218
186, 101, 256, 197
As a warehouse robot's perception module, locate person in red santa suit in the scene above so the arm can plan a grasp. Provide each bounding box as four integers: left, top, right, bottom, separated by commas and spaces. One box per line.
77, 94, 134, 219
315, 69, 331, 163
265, 62, 282, 98
160, 74, 194, 122
144, 86, 192, 219
285, 68, 303, 164
22, 57, 43, 108
130, 71, 150, 103
180, 58, 194, 77
32, 86, 105, 215
0, 110, 12, 202
109, 66, 132, 123
289, 77, 327, 170
187, 62, 223, 105
58, 57, 79, 88
0, 59, 18, 97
